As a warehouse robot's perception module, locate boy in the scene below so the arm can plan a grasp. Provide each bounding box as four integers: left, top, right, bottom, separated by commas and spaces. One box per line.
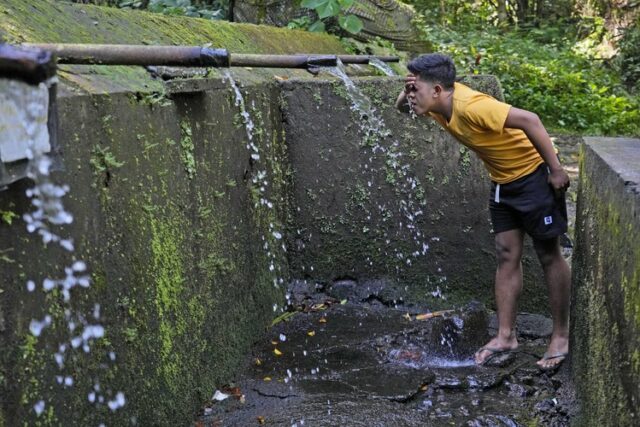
395, 53, 571, 370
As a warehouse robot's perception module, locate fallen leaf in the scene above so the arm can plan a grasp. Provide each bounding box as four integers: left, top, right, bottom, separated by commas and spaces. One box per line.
239, 395, 246, 404
319, 317, 327, 323
263, 376, 272, 381
420, 384, 429, 391
307, 330, 316, 337
415, 310, 454, 321
340, 299, 348, 305
311, 303, 327, 311
270, 310, 297, 326
223, 386, 243, 399
271, 340, 278, 345
403, 312, 412, 321
274, 75, 288, 81
255, 358, 262, 366
273, 348, 283, 356
257, 415, 265, 424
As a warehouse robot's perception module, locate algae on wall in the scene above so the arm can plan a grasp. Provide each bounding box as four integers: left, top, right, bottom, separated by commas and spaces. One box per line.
571, 139, 640, 427
0, 77, 291, 425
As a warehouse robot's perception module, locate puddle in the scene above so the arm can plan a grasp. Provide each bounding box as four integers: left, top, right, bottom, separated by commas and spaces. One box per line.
197, 282, 577, 426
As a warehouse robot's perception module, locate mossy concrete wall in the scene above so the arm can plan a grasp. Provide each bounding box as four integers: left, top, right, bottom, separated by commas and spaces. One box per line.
571, 137, 640, 427
0, 78, 292, 426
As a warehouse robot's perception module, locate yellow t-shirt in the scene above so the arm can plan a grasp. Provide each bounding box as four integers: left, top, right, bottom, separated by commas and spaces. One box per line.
429, 82, 544, 184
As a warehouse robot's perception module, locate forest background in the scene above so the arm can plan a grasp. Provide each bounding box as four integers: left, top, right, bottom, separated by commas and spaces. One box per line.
59, 0, 639, 136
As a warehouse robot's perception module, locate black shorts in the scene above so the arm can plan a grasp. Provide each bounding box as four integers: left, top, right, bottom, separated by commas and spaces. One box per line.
489, 163, 568, 240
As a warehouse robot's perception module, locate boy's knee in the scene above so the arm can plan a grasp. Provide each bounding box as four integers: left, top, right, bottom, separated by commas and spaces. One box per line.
495, 241, 522, 267
533, 238, 562, 267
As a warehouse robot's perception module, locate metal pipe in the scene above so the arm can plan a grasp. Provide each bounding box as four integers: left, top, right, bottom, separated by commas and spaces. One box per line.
337, 55, 399, 64
23, 44, 230, 67
229, 53, 337, 68
22, 43, 398, 68
0, 44, 57, 85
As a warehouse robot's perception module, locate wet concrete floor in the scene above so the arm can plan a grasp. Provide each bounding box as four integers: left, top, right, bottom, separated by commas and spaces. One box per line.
197, 136, 581, 426
198, 284, 577, 427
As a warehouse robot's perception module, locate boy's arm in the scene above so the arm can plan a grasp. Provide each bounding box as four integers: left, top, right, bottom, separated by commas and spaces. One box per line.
395, 90, 411, 113
504, 107, 570, 192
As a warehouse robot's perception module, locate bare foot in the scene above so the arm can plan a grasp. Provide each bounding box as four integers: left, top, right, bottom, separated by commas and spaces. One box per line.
537, 335, 569, 370
474, 335, 518, 365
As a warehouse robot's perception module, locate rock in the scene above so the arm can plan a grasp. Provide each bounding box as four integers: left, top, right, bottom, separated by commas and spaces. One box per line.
327, 279, 357, 300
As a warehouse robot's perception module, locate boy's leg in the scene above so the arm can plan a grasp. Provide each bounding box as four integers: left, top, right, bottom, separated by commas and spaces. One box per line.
532, 236, 571, 369
475, 228, 524, 364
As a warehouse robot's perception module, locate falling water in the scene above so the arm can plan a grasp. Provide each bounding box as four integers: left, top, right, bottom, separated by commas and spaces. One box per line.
223, 70, 287, 303
323, 60, 435, 286
2, 76, 124, 418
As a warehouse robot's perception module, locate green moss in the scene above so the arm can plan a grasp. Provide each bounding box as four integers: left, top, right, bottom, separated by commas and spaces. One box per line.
16, 334, 59, 427
179, 121, 196, 180
572, 144, 640, 425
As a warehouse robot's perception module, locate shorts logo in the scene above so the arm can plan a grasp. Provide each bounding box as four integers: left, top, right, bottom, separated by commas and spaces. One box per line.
544, 216, 553, 225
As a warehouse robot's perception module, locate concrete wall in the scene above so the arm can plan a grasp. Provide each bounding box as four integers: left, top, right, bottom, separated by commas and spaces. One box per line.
571, 137, 640, 427
0, 77, 293, 426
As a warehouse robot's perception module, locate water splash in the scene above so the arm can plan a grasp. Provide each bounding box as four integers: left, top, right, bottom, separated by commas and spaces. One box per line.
2, 76, 124, 417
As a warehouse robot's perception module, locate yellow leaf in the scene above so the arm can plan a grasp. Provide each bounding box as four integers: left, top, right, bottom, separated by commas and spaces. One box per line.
271, 340, 278, 345
273, 348, 283, 356
420, 384, 428, 391
274, 75, 289, 81
319, 317, 327, 323
307, 330, 316, 337
255, 358, 262, 366
257, 415, 265, 424
263, 377, 272, 381
415, 310, 454, 321
403, 313, 412, 321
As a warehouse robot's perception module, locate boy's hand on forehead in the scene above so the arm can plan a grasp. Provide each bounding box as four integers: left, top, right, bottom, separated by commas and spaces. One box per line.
404, 74, 417, 93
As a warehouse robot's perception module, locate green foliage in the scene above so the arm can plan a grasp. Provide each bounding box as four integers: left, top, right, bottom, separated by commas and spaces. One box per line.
145, 0, 227, 20
0, 209, 18, 225
60, 0, 229, 19
420, 24, 640, 136
616, 19, 640, 93
293, 0, 363, 34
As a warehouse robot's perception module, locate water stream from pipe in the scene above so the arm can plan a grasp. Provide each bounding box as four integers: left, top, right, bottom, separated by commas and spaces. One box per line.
323, 60, 442, 294
3, 76, 125, 420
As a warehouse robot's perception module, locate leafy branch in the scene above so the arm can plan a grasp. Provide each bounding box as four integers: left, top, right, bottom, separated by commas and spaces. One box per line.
295, 0, 364, 34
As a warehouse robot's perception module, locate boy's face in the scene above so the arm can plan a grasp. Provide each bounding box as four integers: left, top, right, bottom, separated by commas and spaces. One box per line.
406, 76, 440, 115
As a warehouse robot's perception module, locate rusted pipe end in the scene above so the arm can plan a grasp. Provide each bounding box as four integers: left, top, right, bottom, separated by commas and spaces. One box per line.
0, 44, 56, 85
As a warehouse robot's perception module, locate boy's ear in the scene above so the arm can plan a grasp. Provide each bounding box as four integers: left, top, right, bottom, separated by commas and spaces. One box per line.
433, 84, 443, 97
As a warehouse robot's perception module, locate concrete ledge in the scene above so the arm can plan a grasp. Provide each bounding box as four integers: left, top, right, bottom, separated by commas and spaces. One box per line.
571, 137, 640, 427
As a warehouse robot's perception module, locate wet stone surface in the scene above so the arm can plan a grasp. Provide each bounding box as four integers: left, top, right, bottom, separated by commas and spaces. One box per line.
198, 282, 577, 426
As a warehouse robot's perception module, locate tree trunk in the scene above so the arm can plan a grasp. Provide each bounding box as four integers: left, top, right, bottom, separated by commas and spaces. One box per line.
497, 0, 508, 24
516, 0, 529, 23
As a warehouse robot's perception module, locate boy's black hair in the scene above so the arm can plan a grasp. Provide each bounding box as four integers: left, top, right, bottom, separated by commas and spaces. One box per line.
407, 53, 456, 89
